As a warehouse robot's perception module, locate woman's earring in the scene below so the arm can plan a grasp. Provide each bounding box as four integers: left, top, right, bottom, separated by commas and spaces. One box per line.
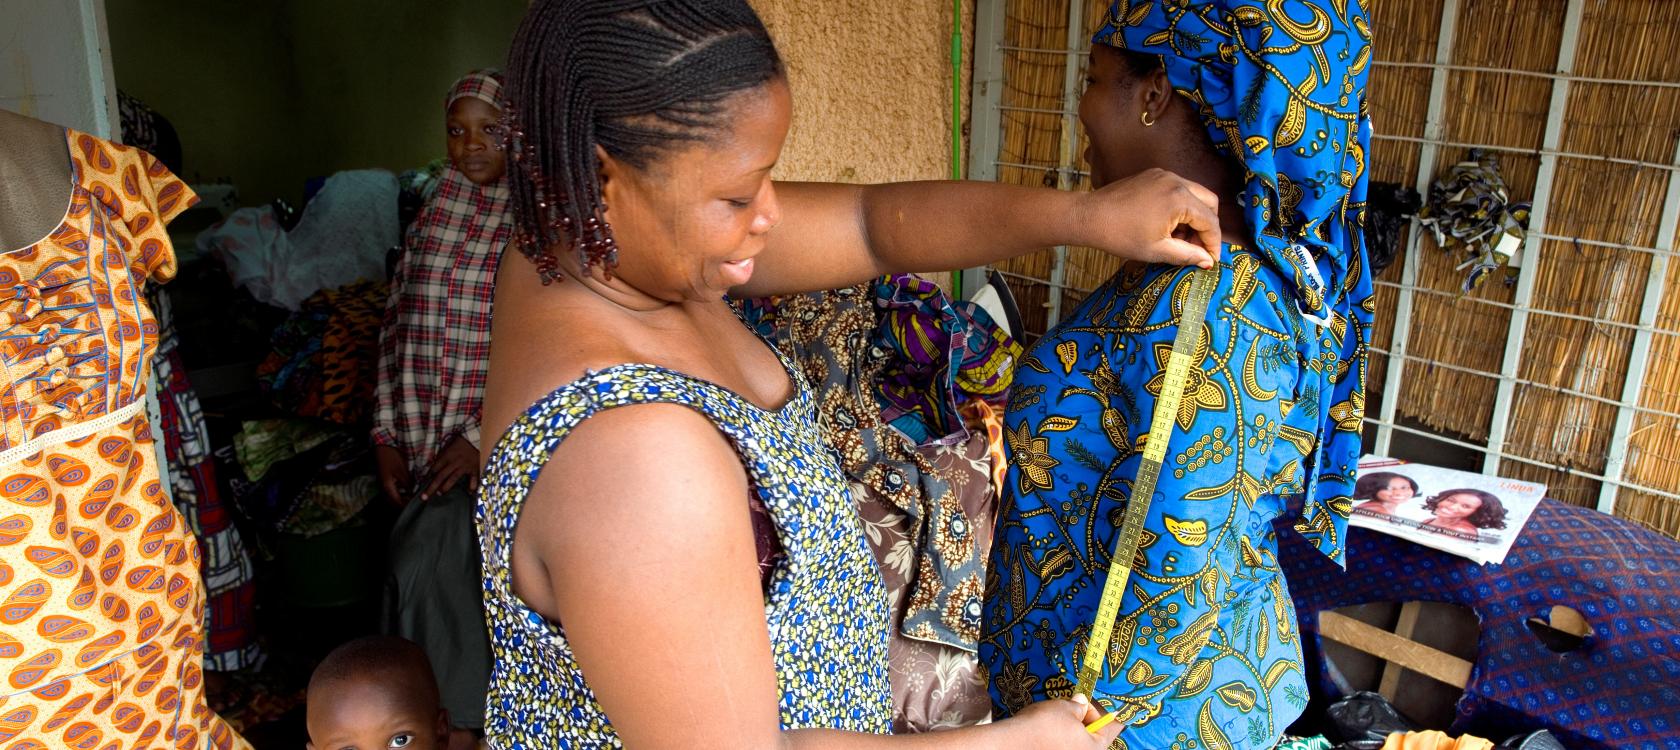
1140, 110, 1156, 127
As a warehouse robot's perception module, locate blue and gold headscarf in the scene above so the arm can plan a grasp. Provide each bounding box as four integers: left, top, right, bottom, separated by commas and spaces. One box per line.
1096, 0, 1373, 559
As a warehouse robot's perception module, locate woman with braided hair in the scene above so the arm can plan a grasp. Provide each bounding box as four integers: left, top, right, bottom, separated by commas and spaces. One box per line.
477, 0, 1223, 746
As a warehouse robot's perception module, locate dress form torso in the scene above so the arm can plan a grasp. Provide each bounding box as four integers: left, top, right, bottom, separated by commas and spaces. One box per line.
0, 109, 74, 250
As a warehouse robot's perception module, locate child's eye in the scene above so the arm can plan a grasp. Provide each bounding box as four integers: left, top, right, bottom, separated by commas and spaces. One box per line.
447, 127, 464, 137
387, 733, 414, 749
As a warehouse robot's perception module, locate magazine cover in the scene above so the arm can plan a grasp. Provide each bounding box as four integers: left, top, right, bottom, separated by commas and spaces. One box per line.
1350, 456, 1547, 565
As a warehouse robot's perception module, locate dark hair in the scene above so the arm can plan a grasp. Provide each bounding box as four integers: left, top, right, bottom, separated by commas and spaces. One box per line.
504, 0, 784, 274
1111, 47, 1163, 82
308, 635, 439, 711
1424, 489, 1507, 530
1353, 471, 1419, 501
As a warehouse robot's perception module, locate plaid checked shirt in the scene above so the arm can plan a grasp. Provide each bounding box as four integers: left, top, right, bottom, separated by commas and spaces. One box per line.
372, 171, 511, 477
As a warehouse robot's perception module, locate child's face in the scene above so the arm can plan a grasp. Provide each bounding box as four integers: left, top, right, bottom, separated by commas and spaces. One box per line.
1433, 493, 1483, 522
307, 679, 448, 750
446, 97, 507, 186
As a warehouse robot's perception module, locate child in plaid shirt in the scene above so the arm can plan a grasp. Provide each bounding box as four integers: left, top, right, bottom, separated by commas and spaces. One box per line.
374, 69, 510, 750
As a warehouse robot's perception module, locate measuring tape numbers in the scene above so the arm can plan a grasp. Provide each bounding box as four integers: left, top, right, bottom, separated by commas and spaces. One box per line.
1075, 265, 1221, 700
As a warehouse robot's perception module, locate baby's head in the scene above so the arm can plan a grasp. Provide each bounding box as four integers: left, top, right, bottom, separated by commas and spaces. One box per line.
307, 636, 450, 750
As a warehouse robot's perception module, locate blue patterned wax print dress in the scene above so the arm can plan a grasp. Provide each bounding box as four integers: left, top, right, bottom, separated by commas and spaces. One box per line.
981, 2, 1374, 749
477, 351, 894, 747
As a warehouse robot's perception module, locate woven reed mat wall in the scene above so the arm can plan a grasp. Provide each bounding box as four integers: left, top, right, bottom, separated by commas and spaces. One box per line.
984, 0, 1680, 537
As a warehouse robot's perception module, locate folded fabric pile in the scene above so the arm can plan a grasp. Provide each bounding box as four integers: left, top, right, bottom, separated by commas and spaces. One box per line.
256, 280, 387, 425
224, 419, 376, 538
737, 274, 1019, 731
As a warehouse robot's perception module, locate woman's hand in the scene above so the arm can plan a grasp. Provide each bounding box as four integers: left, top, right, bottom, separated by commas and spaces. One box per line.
999, 695, 1124, 749
1079, 167, 1222, 268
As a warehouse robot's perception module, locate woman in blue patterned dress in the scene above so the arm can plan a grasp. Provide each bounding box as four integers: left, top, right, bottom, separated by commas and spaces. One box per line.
475, 1, 1227, 747
981, 2, 1373, 749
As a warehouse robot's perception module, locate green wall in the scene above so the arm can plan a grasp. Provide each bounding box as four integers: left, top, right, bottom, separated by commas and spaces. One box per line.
106, 0, 526, 206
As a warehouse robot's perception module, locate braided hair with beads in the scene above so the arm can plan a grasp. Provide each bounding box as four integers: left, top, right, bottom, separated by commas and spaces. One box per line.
504, 0, 784, 283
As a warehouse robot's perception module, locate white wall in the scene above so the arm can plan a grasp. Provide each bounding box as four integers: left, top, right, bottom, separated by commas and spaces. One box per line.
0, 0, 117, 136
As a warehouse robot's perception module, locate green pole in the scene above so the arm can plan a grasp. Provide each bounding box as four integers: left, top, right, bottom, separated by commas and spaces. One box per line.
951, 0, 965, 295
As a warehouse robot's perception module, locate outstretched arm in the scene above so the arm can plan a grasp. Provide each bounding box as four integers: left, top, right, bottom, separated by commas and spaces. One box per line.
737, 169, 1221, 297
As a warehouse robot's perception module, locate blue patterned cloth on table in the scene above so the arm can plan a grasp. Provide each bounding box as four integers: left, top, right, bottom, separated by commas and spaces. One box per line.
1280, 499, 1680, 750
981, 2, 1373, 748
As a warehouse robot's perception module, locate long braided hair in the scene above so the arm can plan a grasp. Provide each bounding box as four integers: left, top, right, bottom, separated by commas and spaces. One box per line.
504, 0, 784, 282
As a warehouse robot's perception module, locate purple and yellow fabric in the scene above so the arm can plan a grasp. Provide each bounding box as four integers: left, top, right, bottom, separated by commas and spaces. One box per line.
874, 274, 1019, 446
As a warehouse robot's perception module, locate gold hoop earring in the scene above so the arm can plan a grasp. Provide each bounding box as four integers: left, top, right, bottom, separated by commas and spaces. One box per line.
1140, 110, 1156, 127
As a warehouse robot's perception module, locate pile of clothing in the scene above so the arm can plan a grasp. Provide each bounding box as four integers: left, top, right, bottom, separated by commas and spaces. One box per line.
256, 280, 387, 425
198, 169, 399, 310
223, 419, 376, 538
739, 273, 1018, 731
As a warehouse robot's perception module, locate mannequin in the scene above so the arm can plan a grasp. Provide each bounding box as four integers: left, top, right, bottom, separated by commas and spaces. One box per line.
0, 108, 73, 250
0, 107, 250, 749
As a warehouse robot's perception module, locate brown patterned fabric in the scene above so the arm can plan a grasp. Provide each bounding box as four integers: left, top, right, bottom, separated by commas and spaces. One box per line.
742, 283, 1012, 731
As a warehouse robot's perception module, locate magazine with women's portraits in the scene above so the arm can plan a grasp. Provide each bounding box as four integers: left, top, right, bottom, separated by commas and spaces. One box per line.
1350, 456, 1546, 565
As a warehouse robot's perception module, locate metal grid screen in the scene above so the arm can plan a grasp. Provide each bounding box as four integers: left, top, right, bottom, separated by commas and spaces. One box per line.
964, 0, 1680, 537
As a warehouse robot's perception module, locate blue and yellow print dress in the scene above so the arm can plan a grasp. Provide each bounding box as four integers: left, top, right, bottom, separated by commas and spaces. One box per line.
984, 1, 1372, 747
477, 350, 894, 747
982, 249, 1346, 749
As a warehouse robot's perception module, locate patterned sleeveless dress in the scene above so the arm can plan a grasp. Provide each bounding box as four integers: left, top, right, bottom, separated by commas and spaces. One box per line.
477, 346, 894, 747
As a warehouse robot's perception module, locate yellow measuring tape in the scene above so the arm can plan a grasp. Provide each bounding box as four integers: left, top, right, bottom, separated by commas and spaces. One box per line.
1076, 266, 1220, 701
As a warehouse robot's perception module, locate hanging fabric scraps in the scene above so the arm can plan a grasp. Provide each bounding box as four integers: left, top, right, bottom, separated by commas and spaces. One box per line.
1417, 150, 1532, 292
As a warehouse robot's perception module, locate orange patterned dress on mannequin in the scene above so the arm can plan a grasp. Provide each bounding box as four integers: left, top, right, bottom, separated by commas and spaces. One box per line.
0, 129, 247, 749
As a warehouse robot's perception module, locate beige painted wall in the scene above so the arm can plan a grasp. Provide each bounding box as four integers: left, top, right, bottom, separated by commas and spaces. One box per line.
751, 0, 974, 185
